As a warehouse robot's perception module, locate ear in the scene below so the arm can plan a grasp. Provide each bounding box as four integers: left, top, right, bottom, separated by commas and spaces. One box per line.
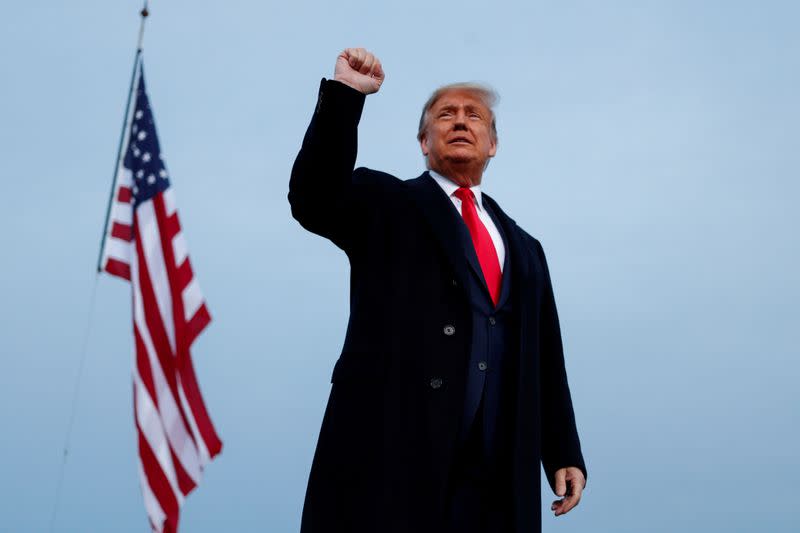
420, 134, 430, 157
488, 136, 497, 158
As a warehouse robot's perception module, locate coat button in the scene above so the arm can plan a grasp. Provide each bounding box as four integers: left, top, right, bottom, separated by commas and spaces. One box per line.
429, 377, 443, 389
443, 325, 455, 336
478, 361, 488, 371
488, 317, 496, 326
451, 279, 458, 287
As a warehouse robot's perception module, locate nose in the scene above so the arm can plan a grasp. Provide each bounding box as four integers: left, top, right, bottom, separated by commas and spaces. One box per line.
453, 110, 468, 131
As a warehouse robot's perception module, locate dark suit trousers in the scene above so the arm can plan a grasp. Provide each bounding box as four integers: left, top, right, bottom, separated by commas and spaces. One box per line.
448, 400, 513, 533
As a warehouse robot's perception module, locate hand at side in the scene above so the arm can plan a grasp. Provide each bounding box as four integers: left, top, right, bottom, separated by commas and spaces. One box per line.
551, 466, 585, 517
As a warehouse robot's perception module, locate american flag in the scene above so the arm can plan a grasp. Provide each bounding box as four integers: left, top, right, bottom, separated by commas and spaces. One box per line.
99, 62, 222, 533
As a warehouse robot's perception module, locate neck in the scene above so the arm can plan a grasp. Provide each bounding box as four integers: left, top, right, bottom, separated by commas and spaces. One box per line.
430, 162, 483, 187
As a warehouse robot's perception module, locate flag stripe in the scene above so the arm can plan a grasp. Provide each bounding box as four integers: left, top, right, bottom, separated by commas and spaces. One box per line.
118, 186, 133, 203
111, 199, 134, 225
181, 279, 204, 323
176, 381, 211, 465
172, 233, 188, 267
175, 261, 194, 292
176, 336, 222, 457
135, 324, 158, 402
104, 257, 131, 280
184, 304, 212, 361
105, 236, 132, 263
111, 222, 133, 241
169, 446, 197, 496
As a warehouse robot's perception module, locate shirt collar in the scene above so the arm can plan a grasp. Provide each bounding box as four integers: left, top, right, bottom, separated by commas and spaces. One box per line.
429, 169, 484, 211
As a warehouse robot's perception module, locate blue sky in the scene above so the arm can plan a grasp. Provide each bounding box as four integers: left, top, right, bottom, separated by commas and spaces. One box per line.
1, 1, 798, 531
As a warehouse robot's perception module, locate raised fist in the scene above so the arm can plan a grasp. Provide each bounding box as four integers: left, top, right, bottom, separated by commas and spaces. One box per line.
334, 48, 385, 95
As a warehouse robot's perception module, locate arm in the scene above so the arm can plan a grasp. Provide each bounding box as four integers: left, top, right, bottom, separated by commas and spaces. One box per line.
288, 49, 385, 252
535, 238, 587, 515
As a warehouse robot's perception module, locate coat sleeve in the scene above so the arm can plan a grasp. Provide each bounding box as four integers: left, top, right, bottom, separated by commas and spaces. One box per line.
534, 238, 588, 492
288, 78, 373, 253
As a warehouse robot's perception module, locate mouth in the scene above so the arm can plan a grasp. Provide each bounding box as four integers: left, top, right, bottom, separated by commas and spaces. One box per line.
448, 137, 472, 145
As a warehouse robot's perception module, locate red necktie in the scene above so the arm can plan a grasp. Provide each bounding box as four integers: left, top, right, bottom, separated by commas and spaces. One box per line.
454, 187, 502, 306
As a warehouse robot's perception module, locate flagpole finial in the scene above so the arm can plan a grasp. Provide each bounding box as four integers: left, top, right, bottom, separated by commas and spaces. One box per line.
136, 1, 149, 52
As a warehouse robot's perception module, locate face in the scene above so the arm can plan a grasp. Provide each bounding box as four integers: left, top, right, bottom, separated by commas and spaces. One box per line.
419, 89, 497, 175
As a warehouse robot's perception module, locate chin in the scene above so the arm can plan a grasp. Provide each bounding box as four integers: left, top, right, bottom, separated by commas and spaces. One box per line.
444, 155, 475, 165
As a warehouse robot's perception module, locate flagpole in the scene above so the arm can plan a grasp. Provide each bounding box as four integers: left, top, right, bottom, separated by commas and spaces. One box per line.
96, 2, 150, 272
49, 5, 152, 531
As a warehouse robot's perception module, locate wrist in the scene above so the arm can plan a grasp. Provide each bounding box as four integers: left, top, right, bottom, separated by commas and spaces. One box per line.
332, 76, 366, 94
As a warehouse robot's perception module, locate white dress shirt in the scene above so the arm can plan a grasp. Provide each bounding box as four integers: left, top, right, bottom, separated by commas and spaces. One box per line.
429, 170, 506, 272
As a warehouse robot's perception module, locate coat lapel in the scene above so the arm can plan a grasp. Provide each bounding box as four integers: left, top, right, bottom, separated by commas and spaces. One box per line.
484, 199, 516, 308
404, 172, 474, 297
481, 192, 531, 304
463, 235, 486, 294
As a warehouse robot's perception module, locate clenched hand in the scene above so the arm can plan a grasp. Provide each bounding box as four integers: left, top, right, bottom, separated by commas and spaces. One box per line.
334, 47, 385, 95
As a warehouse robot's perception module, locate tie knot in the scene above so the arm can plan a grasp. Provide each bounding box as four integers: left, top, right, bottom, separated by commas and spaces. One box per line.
454, 187, 474, 203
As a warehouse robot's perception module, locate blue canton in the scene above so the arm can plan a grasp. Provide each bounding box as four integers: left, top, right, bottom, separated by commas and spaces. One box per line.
125, 65, 171, 207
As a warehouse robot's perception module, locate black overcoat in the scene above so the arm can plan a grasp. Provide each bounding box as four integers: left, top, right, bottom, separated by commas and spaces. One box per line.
289, 79, 587, 533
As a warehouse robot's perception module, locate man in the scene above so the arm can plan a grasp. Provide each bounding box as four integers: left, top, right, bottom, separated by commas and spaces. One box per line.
289, 48, 587, 533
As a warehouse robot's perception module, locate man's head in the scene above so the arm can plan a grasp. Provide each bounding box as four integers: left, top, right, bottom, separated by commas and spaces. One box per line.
417, 83, 498, 186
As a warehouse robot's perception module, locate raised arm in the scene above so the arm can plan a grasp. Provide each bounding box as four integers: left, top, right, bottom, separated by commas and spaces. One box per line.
288, 48, 385, 252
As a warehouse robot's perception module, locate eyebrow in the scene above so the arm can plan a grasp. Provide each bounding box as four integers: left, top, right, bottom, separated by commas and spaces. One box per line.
437, 104, 484, 114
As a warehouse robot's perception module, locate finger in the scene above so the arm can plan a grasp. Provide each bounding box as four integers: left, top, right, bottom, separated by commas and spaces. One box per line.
567, 467, 586, 488
558, 480, 583, 515
360, 53, 376, 75
554, 469, 567, 497
571, 476, 585, 497
560, 492, 581, 515
372, 60, 385, 80
343, 48, 356, 68
565, 471, 585, 500
347, 47, 365, 69
551, 498, 565, 516
348, 53, 360, 70
560, 497, 580, 515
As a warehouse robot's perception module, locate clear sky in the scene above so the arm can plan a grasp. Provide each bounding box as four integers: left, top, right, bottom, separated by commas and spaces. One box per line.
1, 1, 798, 531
